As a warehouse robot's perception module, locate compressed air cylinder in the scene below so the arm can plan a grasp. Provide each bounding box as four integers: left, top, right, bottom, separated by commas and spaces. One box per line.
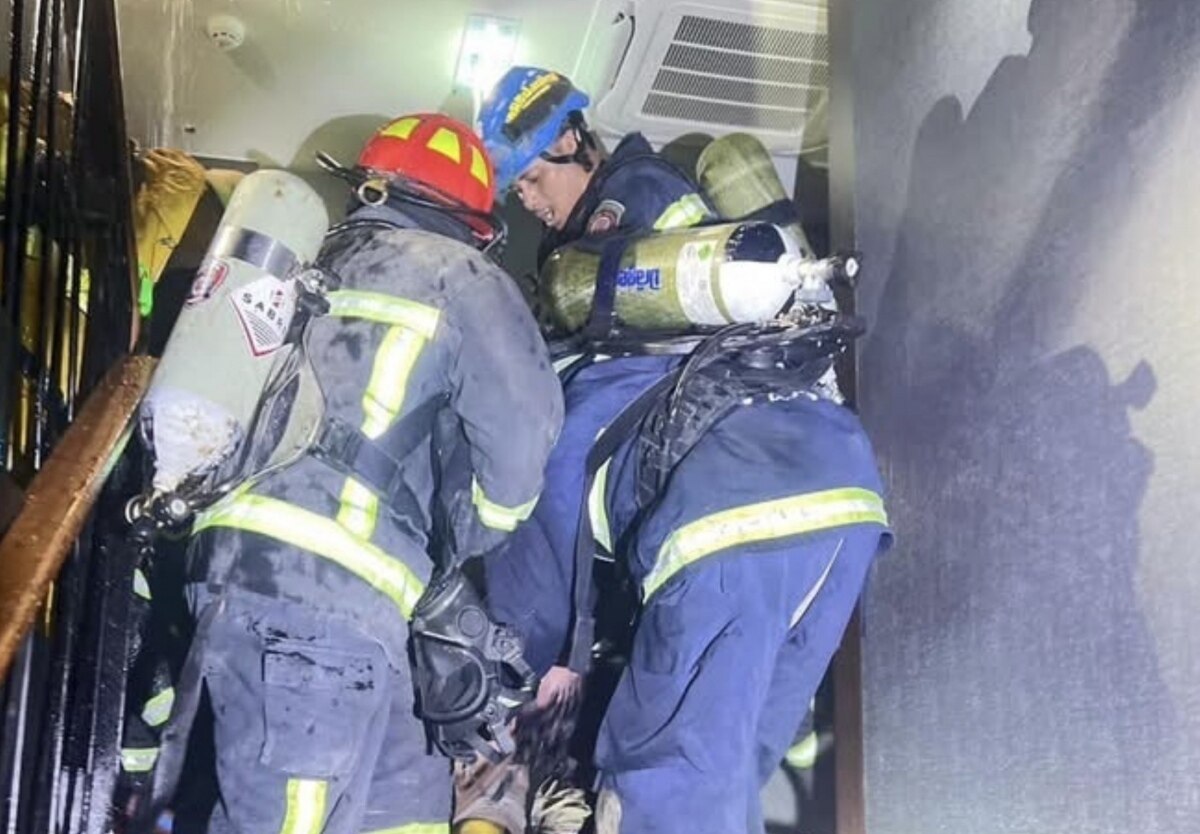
140, 170, 328, 493
696, 132, 815, 256
540, 220, 808, 333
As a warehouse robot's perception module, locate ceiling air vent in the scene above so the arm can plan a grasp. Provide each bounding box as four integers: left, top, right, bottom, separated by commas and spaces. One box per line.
590, 1, 829, 156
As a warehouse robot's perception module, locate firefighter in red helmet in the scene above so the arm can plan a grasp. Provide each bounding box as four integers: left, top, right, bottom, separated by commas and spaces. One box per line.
169, 113, 562, 834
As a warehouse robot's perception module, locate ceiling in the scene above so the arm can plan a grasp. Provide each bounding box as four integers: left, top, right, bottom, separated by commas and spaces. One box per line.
115, 0, 830, 178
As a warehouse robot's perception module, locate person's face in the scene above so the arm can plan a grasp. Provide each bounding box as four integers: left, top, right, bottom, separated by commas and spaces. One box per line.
510, 131, 592, 230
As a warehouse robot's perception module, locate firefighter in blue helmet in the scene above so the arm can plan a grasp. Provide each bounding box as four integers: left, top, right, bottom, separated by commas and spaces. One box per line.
160, 115, 562, 834
478, 66, 716, 266
475, 67, 716, 682
475, 67, 891, 834
448, 66, 715, 834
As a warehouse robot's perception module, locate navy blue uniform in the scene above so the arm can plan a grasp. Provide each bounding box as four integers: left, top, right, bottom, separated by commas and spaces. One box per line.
536, 133, 713, 267
488, 133, 713, 670
490, 353, 890, 834
593, 385, 889, 834
486, 133, 889, 833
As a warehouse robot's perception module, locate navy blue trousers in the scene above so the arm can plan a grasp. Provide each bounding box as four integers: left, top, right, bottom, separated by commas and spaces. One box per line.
594, 526, 884, 834
188, 585, 449, 834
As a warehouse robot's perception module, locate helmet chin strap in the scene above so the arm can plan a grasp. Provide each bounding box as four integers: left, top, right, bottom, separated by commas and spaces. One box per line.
316, 152, 508, 256
538, 113, 596, 173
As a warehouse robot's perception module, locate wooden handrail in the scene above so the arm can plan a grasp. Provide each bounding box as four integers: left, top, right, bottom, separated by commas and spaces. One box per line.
0, 354, 155, 680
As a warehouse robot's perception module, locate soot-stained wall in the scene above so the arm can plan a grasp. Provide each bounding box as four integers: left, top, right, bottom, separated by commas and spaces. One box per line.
852, 0, 1200, 830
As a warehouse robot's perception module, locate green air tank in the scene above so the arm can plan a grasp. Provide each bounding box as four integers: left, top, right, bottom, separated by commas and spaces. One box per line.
696, 132, 815, 256
539, 132, 824, 334
540, 220, 809, 332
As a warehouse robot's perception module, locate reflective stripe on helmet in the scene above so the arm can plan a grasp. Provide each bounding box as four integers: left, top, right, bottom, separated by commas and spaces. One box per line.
382, 117, 420, 140
194, 492, 426, 619
643, 487, 888, 599
427, 127, 462, 163
469, 145, 491, 187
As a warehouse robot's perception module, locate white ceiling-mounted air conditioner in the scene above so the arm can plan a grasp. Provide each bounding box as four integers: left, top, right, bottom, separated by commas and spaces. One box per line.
578, 0, 829, 160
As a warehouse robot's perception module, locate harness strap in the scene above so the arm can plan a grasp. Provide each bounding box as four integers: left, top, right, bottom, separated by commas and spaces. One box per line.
566, 370, 680, 673
309, 395, 447, 526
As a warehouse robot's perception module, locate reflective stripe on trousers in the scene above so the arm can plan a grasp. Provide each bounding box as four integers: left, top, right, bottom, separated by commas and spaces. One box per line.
280, 778, 327, 834
140, 686, 175, 728
120, 746, 159, 773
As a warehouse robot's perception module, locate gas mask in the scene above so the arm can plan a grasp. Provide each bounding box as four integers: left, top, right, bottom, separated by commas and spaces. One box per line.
409, 568, 538, 762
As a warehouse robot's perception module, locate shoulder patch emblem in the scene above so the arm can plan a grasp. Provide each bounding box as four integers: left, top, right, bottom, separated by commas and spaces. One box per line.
586, 199, 626, 235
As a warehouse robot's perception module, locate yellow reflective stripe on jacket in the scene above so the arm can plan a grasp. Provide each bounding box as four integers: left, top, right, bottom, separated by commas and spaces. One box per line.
140, 686, 175, 728
644, 487, 888, 599
362, 327, 427, 437
280, 778, 327, 834
194, 494, 425, 619
337, 325, 429, 537
324, 290, 440, 538
587, 436, 613, 552
326, 290, 441, 339
471, 478, 538, 532
652, 193, 711, 231
362, 824, 450, 834
121, 746, 159, 773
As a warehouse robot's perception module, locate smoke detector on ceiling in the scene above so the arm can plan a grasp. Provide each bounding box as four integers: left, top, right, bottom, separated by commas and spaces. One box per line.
206, 14, 246, 52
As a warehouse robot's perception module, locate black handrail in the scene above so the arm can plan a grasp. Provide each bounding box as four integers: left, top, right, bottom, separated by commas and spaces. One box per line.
1, 1, 141, 832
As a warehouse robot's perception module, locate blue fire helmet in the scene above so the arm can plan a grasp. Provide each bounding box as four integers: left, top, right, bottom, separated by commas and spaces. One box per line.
478, 66, 591, 194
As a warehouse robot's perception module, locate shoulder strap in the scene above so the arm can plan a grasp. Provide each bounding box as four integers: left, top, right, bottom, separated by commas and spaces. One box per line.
579, 235, 635, 343
566, 369, 680, 673
310, 394, 448, 530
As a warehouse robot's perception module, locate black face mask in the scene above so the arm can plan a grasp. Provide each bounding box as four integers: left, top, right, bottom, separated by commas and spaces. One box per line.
409, 568, 538, 762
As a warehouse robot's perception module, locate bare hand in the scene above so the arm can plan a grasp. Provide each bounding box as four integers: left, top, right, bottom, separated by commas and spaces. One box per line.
535, 665, 582, 710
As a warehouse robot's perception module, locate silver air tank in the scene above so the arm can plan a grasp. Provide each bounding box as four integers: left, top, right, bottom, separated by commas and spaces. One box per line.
140, 169, 328, 494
